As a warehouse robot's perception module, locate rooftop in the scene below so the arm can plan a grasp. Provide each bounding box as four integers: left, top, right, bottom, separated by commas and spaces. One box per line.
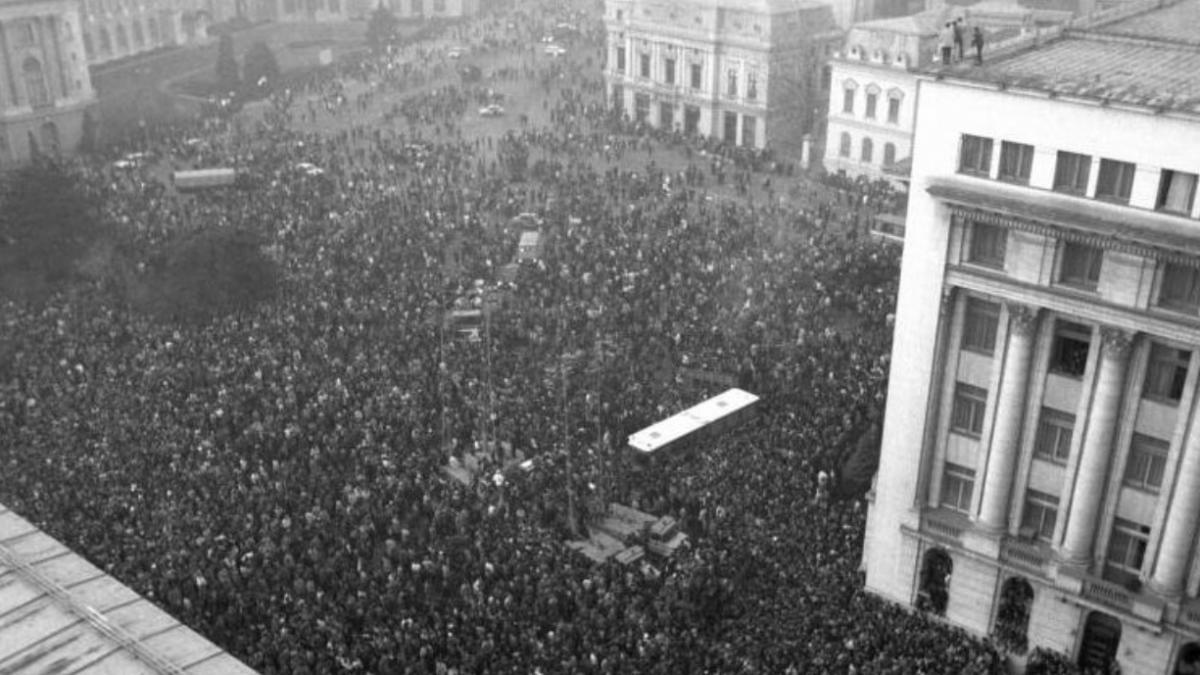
0, 504, 258, 675
936, 0, 1200, 114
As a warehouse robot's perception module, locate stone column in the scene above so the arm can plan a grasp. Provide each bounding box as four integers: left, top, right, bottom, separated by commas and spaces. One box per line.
1149, 398, 1200, 596
1061, 328, 1133, 566
978, 304, 1039, 532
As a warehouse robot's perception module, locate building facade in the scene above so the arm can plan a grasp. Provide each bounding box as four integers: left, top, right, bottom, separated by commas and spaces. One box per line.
0, 0, 94, 166
347, 0, 479, 21
603, 0, 839, 154
79, 0, 212, 67
865, 0, 1200, 672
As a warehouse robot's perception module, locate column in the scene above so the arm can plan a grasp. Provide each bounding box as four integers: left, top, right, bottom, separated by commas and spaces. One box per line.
1061, 328, 1133, 566
977, 304, 1039, 532
1149, 397, 1200, 596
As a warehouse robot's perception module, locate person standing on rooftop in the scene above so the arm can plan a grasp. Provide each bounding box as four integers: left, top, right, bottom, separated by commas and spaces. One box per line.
972, 26, 985, 65
939, 22, 954, 64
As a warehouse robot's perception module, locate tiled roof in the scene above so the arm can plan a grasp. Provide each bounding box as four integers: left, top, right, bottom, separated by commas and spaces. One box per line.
1095, 0, 1200, 45
0, 504, 258, 675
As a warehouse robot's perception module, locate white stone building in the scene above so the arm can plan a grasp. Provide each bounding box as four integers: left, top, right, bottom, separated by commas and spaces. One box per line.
603, 0, 839, 154
0, 0, 95, 165
79, 0, 212, 67
347, 0, 480, 21
864, 0, 1200, 672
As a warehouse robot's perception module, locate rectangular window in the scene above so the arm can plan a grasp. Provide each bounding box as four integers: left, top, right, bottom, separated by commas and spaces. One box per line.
611, 84, 623, 108
865, 92, 877, 119
659, 102, 674, 128
690, 63, 702, 89
1158, 262, 1200, 312
998, 141, 1034, 184
1020, 490, 1059, 541
1124, 434, 1169, 492
727, 69, 737, 96
967, 221, 1007, 268
950, 383, 987, 438
664, 57, 676, 85
887, 97, 900, 124
747, 73, 758, 101
1157, 169, 1198, 215
741, 115, 756, 147
1144, 343, 1190, 403
961, 298, 1000, 354
958, 135, 993, 176
1034, 408, 1074, 464
616, 47, 626, 73
842, 88, 854, 114
1054, 151, 1091, 194
1095, 158, 1136, 203
1105, 518, 1150, 584
941, 463, 975, 513
1058, 241, 1104, 290
1050, 321, 1091, 377
634, 93, 650, 122
640, 53, 651, 78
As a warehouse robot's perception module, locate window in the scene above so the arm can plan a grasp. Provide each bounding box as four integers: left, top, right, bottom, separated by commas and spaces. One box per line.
1058, 242, 1103, 290
616, 47, 626, 73
664, 57, 675, 85
690, 63, 702, 89
116, 24, 128, 50
640, 53, 650, 78
950, 383, 987, 437
865, 92, 877, 119
99, 28, 111, 53
838, 132, 851, 158
1095, 158, 1135, 203
1020, 490, 1059, 541
1124, 434, 1169, 492
1158, 262, 1200, 312
941, 463, 976, 512
1157, 170, 1197, 215
967, 222, 1007, 268
22, 58, 49, 108
1054, 151, 1091, 194
961, 298, 1000, 354
842, 87, 855, 114
887, 96, 901, 124
741, 115, 756, 147
19, 22, 36, 47
1144, 343, 1190, 403
1105, 518, 1150, 585
634, 93, 649, 122
959, 135, 993, 176
83, 31, 94, 58
861, 137, 873, 163
132, 22, 144, 47
659, 102, 674, 128
611, 84, 623, 108
998, 141, 1034, 184
747, 73, 757, 101
884, 142, 896, 167
1050, 321, 1091, 377
1033, 408, 1074, 463
727, 69, 737, 96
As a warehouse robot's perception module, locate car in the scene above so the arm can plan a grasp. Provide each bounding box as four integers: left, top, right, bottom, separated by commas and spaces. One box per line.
544, 44, 567, 57
447, 47, 466, 59
479, 104, 505, 117
540, 35, 556, 43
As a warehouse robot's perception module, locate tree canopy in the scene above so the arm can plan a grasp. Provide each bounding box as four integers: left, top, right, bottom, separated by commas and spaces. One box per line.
0, 160, 103, 285
216, 34, 240, 94
243, 41, 281, 95
366, 4, 399, 53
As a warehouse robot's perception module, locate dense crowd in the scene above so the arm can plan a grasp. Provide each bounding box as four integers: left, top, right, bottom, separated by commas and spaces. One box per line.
0, 4, 1026, 674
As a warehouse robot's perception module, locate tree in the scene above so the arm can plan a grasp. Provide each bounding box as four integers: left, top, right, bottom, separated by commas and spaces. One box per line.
216, 34, 239, 94
242, 42, 280, 95
79, 109, 98, 154
0, 160, 103, 284
143, 227, 279, 321
366, 3, 398, 53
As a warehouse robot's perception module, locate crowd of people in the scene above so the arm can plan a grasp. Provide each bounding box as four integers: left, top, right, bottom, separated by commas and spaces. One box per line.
0, 3, 1045, 674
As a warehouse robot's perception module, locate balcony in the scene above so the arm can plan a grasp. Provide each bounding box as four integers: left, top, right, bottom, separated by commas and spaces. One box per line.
1081, 576, 1134, 612
1181, 598, 1200, 631
921, 509, 968, 544
1000, 537, 1050, 573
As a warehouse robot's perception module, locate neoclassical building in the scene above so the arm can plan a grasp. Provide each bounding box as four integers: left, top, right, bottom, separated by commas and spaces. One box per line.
865, 0, 1200, 672
603, 0, 839, 153
0, 0, 94, 166
79, 0, 213, 67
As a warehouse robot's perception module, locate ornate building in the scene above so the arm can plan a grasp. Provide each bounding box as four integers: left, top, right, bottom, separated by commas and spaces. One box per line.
603, 0, 839, 153
0, 0, 94, 166
78, 0, 213, 67
354, 0, 480, 20
865, 0, 1200, 672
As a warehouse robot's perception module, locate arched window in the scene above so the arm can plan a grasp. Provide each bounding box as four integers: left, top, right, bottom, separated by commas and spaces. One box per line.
884, 143, 897, 167
838, 132, 851, 158
1176, 642, 1200, 674
916, 548, 952, 615
40, 121, 60, 154
99, 28, 112, 53
116, 24, 128, 50
1079, 611, 1121, 671
842, 78, 858, 114
992, 577, 1033, 654
861, 137, 873, 163
22, 57, 50, 108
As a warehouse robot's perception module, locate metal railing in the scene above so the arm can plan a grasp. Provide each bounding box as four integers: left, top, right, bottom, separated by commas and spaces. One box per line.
1081, 576, 1134, 611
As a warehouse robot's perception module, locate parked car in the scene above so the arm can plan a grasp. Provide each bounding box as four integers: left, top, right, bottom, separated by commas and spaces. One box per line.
479, 104, 505, 117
